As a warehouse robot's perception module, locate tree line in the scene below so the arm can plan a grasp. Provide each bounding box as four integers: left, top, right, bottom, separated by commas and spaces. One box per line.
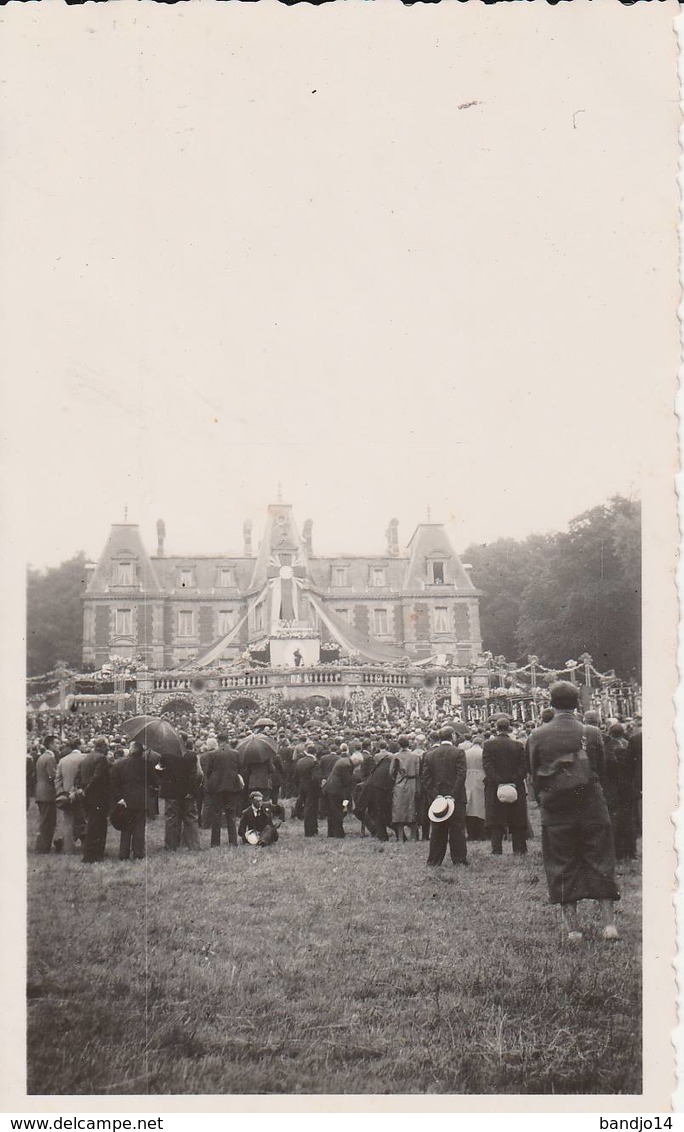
462, 495, 641, 680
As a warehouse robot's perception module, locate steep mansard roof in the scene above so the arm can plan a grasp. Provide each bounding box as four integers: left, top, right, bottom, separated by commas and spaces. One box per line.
87, 524, 163, 595
87, 514, 476, 598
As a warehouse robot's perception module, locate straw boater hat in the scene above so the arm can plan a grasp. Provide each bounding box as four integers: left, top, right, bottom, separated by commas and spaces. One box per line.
428, 796, 455, 823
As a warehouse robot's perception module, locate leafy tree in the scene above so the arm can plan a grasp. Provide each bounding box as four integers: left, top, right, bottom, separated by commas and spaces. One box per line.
27, 553, 89, 676
465, 497, 641, 679
462, 534, 550, 662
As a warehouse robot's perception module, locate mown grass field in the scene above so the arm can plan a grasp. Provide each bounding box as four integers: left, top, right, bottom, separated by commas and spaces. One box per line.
26, 806, 641, 1096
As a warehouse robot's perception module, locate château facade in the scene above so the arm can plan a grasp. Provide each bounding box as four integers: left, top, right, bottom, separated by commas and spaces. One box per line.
82, 503, 482, 671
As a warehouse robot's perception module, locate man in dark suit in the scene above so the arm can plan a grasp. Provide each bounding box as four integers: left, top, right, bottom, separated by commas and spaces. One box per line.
318, 744, 339, 820
482, 716, 529, 855
323, 747, 354, 838
294, 744, 321, 836
77, 737, 111, 864
110, 740, 149, 860
421, 726, 468, 866
238, 791, 280, 846
205, 732, 244, 848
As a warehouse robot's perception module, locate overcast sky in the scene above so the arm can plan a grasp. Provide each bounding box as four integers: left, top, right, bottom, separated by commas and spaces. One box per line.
3, 5, 675, 569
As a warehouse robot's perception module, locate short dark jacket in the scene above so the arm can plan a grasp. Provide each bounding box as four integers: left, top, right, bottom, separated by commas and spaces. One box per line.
111, 753, 148, 811
205, 745, 243, 794
421, 743, 467, 804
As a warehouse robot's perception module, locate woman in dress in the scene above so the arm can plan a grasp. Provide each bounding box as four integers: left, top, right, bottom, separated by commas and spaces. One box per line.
390, 735, 422, 841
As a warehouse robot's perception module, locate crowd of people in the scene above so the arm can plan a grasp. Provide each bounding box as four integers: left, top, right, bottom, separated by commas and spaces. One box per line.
26, 686, 642, 942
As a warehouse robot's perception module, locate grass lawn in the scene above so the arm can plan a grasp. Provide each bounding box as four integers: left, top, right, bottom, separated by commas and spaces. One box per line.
27, 805, 641, 1096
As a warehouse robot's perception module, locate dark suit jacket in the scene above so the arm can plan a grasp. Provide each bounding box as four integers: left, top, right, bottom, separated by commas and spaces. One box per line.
238, 804, 276, 840
482, 735, 528, 826
111, 753, 148, 811
295, 754, 321, 791
421, 742, 467, 805
77, 751, 111, 807
319, 751, 339, 783
205, 744, 243, 794
482, 736, 527, 787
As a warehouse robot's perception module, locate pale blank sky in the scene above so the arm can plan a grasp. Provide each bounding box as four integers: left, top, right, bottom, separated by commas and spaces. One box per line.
1, 3, 676, 568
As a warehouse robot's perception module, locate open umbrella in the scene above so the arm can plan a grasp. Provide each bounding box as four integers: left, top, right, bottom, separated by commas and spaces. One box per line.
121, 715, 184, 757
238, 732, 277, 765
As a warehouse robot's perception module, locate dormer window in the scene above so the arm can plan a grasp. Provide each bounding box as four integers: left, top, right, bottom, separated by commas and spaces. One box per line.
371, 567, 386, 588
118, 561, 133, 586
219, 567, 234, 588
332, 566, 348, 587
429, 560, 445, 585
179, 568, 194, 589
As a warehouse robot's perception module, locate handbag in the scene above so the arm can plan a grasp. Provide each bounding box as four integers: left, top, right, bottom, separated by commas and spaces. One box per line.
536, 728, 593, 811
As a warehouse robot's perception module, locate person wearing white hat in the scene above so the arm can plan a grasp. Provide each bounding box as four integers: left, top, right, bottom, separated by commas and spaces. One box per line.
421, 727, 468, 866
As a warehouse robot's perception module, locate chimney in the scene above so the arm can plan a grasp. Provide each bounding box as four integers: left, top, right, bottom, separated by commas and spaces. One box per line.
302, 518, 313, 556
156, 519, 166, 557
386, 517, 399, 557
243, 519, 253, 556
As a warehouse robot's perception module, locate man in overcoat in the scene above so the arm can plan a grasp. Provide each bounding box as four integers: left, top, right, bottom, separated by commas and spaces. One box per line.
204, 732, 244, 847
421, 726, 468, 866
110, 740, 149, 860
482, 716, 529, 855
77, 737, 111, 863
34, 736, 58, 854
54, 740, 86, 853
527, 681, 619, 940
294, 744, 321, 836
323, 747, 354, 838
157, 741, 203, 851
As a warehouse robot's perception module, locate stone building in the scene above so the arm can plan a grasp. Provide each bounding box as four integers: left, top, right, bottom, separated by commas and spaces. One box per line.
82, 503, 482, 670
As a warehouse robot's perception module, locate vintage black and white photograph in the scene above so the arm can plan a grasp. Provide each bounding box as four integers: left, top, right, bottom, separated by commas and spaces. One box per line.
1, 0, 678, 1110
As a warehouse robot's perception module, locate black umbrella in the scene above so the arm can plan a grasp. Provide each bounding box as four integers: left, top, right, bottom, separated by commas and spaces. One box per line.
238, 732, 277, 765
121, 715, 184, 757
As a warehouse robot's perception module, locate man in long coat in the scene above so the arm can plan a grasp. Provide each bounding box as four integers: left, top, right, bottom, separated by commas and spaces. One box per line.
528, 681, 619, 940
365, 742, 394, 842
323, 747, 354, 838
111, 740, 149, 860
421, 726, 468, 866
204, 732, 244, 848
482, 716, 529, 855
34, 737, 58, 854
54, 740, 86, 853
294, 745, 322, 837
77, 737, 111, 863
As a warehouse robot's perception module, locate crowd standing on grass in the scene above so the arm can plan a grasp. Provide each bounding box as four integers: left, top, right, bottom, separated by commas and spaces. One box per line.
26, 686, 642, 941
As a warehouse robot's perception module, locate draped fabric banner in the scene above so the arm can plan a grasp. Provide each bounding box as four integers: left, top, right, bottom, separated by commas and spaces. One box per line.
304, 588, 409, 665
